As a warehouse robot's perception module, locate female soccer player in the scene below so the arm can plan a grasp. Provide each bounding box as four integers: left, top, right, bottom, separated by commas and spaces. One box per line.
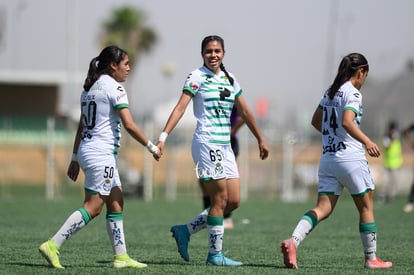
402, 123, 414, 213
198, 105, 244, 230
280, 53, 392, 269
157, 35, 269, 266
39, 45, 159, 269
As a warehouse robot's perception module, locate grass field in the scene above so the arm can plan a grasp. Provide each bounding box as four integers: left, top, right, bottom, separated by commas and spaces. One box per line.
0, 185, 413, 275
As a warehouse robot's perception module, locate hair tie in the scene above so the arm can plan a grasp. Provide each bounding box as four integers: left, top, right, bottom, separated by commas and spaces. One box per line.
94, 57, 100, 68
351, 63, 368, 70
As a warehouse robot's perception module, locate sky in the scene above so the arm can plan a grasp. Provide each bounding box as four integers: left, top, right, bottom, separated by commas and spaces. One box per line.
0, 0, 413, 128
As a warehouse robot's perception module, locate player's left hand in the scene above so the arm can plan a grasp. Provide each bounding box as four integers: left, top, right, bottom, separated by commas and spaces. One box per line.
259, 142, 269, 160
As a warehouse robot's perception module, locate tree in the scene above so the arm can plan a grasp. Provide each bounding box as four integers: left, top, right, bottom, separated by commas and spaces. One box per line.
100, 6, 157, 67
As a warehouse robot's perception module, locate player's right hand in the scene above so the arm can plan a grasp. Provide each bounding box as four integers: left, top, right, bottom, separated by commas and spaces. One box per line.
67, 161, 80, 181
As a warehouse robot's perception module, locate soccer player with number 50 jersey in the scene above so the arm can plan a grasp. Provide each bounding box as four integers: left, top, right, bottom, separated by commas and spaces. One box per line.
39, 45, 159, 269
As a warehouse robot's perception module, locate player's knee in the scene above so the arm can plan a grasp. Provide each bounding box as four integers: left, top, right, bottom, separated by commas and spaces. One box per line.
313, 208, 332, 222
83, 205, 103, 218
226, 200, 240, 211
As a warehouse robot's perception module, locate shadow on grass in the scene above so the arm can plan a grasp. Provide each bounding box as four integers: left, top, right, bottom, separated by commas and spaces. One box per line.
6, 262, 46, 268
132, 259, 282, 269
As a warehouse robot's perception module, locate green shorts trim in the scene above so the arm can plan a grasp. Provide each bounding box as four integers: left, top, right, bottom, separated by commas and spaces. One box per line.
352, 188, 372, 197
318, 191, 335, 196
85, 188, 98, 195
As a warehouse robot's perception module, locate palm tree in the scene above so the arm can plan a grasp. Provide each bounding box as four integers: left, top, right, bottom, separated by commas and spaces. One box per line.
100, 6, 157, 67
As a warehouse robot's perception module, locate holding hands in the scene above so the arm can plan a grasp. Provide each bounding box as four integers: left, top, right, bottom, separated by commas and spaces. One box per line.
154, 132, 168, 160
146, 140, 161, 161
147, 132, 168, 161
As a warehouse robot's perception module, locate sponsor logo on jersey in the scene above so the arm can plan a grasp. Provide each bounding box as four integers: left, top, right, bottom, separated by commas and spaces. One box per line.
116, 93, 127, 101
82, 94, 96, 100
323, 100, 339, 107
218, 87, 231, 100
323, 141, 346, 154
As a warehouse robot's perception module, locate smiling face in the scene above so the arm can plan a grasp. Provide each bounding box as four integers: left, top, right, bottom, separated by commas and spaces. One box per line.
202, 40, 225, 74
111, 54, 130, 83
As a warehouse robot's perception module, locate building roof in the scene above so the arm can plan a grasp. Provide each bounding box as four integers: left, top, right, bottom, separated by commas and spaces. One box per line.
0, 70, 83, 85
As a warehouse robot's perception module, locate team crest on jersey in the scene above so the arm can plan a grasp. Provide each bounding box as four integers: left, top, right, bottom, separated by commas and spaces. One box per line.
215, 162, 223, 175
190, 82, 198, 91
103, 180, 111, 192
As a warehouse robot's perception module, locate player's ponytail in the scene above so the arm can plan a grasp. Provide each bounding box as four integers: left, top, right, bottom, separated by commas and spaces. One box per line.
83, 57, 99, 91
83, 45, 127, 91
220, 63, 234, 86
328, 53, 369, 99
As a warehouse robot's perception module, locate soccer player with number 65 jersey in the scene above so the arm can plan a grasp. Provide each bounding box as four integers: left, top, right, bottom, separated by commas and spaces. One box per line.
156, 35, 269, 266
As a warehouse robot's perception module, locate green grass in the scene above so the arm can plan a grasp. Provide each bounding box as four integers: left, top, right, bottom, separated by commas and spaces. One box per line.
0, 185, 413, 274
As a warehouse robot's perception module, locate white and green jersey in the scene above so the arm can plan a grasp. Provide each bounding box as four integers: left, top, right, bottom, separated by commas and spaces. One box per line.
319, 81, 365, 161
79, 74, 128, 155
183, 66, 242, 145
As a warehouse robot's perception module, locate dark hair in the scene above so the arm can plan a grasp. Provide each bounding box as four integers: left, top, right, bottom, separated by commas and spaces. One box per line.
201, 35, 234, 86
388, 121, 398, 131
83, 45, 128, 91
328, 53, 369, 99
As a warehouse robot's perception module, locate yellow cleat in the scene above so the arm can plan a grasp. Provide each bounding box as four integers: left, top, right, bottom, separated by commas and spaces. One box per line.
39, 240, 64, 269
113, 254, 147, 268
